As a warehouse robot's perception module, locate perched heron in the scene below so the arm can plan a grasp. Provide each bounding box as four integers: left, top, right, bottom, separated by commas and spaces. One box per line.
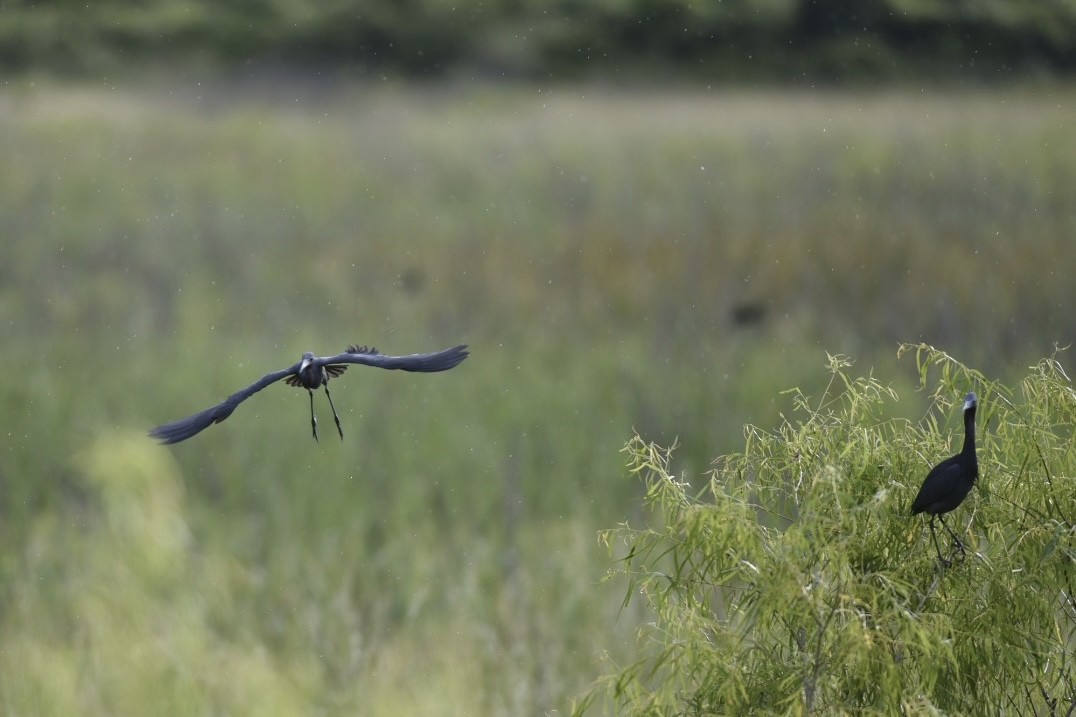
150, 344, 469, 444
911, 391, 979, 566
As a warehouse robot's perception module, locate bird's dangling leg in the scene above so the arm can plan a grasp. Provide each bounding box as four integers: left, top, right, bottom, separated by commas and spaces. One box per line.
308, 389, 319, 442
937, 514, 966, 561
324, 384, 344, 440
928, 517, 950, 568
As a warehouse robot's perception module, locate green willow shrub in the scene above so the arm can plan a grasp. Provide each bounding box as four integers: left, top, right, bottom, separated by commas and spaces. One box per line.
582, 344, 1076, 715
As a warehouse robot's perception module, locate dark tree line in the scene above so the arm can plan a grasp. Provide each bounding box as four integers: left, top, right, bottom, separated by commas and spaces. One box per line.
1, 0, 1072, 79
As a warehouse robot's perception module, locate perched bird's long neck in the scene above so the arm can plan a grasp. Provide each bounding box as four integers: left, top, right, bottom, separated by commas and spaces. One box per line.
962, 407, 977, 462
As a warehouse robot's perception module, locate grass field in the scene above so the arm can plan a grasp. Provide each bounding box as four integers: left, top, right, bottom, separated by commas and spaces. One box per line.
0, 79, 1074, 715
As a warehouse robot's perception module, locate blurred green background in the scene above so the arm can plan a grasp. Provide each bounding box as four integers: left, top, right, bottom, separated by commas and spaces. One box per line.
1, 1, 1075, 714
0, 0, 1073, 80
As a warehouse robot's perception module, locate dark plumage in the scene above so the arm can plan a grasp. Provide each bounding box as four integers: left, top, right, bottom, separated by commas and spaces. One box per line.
150, 344, 469, 444
911, 392, 979, 566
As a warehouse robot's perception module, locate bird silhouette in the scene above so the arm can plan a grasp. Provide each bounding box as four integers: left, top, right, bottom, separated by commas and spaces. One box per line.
150, 344, 469, 444
911, 391, 979, 566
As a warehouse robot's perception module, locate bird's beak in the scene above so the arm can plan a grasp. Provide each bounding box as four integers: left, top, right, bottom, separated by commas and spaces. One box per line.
300, 357, 312, 372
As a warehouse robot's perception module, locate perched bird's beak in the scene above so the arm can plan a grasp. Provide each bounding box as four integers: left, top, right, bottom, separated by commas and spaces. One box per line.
964, 393, 977, 410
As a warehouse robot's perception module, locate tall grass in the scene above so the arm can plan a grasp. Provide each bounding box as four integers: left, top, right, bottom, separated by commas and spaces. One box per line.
0, 82, 1073, 714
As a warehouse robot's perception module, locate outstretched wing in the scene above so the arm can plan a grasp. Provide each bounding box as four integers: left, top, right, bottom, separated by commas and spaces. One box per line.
317, 344, 469, 373
149, 363, 300, 444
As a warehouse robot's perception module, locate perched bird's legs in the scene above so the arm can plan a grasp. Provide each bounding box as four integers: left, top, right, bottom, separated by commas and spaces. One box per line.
307, 389, 319, 442
928, 517, 950, 567
937, 515, 966, 560
324, 385, 344, 440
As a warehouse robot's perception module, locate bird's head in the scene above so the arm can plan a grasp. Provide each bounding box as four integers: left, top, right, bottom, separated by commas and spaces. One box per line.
963, 392, 978, 411
300, 352, 315, 371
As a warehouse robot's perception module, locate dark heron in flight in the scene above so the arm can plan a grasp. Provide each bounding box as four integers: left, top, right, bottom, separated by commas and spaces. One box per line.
911, 391, 979, 566
150, 344, 469, 445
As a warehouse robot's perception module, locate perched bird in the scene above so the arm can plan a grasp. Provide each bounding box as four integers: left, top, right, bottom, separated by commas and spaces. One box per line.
150, 344, 469, 444
911, 391, 979, 566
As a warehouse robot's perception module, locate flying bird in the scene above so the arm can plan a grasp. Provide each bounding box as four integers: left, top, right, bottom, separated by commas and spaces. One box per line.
911, 391, 979, 566
150, 344, 469, 445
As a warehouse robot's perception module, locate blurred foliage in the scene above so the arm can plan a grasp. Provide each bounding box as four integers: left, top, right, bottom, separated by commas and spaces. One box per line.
0, 84, 1073, 713
585, 346, 1076, 714
0, 0, 1073, 79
